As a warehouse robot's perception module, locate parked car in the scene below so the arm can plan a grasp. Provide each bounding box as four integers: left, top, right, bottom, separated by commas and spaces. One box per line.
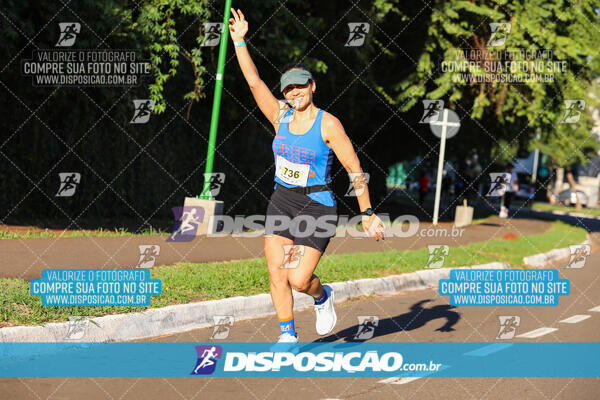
557, 189, 589, 207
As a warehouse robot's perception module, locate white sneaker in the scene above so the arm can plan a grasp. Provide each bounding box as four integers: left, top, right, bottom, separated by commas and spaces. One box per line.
499, 206, 508, 218
314, 285, 337, 335
271, 332, 299, 354
277, 332, 298, 343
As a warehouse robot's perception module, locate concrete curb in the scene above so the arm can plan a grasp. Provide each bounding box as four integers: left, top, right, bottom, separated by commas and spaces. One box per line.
0, 262, 509, 343
523, 247, 570, 267
523, 236, 591, 267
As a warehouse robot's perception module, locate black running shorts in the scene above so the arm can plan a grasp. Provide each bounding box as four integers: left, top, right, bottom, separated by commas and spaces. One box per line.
265, 185, 338, 253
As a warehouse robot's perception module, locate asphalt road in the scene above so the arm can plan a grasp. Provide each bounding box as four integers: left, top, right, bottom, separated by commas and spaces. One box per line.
1, 231, 599, 399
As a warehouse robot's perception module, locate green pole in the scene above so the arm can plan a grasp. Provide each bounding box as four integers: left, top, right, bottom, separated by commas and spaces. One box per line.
199, 0, 232, 200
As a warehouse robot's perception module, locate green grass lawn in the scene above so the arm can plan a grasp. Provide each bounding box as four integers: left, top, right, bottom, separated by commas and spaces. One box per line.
531, 202, 600, 217
0, 221, 586, 327
0, 226, 170, 240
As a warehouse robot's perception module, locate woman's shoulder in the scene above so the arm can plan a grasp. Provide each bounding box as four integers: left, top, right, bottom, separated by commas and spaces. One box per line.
320, 110, 343, 131
319, 109, 346, 146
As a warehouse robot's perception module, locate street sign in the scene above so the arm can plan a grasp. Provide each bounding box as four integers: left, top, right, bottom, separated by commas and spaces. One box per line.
430, 109, 460, 139
429, 108, 461, 225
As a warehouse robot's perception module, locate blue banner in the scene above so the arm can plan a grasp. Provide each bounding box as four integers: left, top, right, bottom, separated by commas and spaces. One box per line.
439, 269, 569, 306
30, 269, 161, 306
0, 342, 597, 377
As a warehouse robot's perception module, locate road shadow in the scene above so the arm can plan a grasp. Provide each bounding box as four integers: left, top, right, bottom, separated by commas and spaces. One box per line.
314, 299, 460, 343
478, 222, 502, 227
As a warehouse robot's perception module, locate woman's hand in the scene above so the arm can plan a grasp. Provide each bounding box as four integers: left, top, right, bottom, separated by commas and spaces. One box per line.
362, 214, 386, 241
228, 8, 248, 43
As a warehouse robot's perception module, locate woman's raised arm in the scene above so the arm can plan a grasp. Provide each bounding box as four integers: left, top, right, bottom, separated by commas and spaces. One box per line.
229, 8, 280, 127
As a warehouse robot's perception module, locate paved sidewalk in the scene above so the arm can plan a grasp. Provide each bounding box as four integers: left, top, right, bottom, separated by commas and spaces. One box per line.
1, 217, 551, 280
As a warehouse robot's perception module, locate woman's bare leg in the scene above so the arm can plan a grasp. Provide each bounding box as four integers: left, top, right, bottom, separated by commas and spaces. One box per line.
264, 235, 295, 320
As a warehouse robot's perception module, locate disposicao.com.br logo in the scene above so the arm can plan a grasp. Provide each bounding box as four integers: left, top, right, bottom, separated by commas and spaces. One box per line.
191, 346, 442, 377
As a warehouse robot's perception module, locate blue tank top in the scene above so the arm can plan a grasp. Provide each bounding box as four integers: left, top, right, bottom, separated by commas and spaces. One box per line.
272, 107, 335, 206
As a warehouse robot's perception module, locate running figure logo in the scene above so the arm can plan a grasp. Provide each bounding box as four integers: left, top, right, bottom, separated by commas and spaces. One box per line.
201, 23, 223, 47
136, 245, 160, 269
353, 315, 379, 340
561, 100, 585, 124
130, 100, 155, 124
64, 316, 89, 340
420, 100, 444, 123
487, 23, 511, 47
280, 244, 305, 269
566, 244, 591, 269
274, 100, 295, 124
191, 345, 222, 375
56, 173, 81, 197
345, 23, 370, 47
168, 206, 204, 242
210, 316, 235, 340
56, 23, 80, 47
425, 245, 449, 269
496, 315, 520, 339
486, 173, 511, 197
200, 173, 226, 198
345, 172, 370, 196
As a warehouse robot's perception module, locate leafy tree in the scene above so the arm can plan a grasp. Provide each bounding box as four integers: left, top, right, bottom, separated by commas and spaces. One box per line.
2, 0, 599, 226
374, 0, 600, 202
131, 0, 211, 117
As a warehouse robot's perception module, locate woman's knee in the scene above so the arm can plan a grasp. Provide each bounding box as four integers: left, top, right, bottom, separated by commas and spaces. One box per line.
288, 274, 312, 293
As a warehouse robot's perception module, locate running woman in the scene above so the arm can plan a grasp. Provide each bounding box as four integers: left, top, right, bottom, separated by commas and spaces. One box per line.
229, 9, 386, 343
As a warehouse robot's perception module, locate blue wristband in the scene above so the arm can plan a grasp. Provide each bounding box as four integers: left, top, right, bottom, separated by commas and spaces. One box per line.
234, 41, 246, 47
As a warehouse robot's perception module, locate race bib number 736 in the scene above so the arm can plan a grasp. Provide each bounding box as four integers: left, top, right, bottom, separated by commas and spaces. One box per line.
276, 155, 309, 186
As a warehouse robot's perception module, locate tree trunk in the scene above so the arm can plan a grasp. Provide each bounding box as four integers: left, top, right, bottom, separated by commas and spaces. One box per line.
548, 166, 560, 205
565, 166, 581, 210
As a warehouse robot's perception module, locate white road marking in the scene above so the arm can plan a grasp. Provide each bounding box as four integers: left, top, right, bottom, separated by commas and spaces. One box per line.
378, 377, 422, 385
516, 327, 558, 338
462, 343, 512, 357
559, 315, 591, 324
588, 305, 600, 312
